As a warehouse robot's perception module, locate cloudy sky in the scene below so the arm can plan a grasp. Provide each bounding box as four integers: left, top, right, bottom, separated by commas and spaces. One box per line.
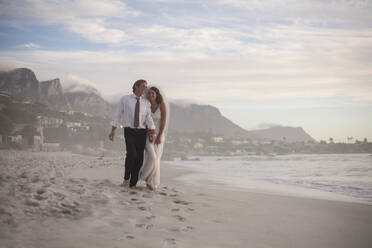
1, 0, 371, 141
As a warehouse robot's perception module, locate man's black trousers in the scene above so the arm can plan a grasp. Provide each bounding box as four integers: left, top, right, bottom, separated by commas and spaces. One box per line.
124, 127, 147, 187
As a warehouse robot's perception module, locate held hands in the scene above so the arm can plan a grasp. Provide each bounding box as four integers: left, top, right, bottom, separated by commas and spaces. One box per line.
148, 129, 161, 144
155, 135, 161, 145
149, 133, 161, 144
149, 133, 155, 143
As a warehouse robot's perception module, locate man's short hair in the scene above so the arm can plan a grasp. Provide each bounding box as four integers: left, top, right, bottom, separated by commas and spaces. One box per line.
132, 79, 147, 93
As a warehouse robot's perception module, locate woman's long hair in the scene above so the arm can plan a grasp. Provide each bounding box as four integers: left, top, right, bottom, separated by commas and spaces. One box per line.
148, 85, 169, 138
149, 86, 163, 104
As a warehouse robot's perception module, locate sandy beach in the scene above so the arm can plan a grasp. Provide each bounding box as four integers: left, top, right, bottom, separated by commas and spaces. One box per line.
1, 150, 371, 248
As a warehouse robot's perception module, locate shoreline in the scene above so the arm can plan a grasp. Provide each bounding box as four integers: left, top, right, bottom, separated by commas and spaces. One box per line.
169, 162, 371, 206
168, 153, 372, 206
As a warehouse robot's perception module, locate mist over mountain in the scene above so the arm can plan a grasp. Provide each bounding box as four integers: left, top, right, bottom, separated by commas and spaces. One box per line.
40, 78, 71, 111
0, 68, 315, 142
65, 81, 102, 97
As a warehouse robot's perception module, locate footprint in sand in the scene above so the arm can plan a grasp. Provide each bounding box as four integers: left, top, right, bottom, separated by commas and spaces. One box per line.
110, 221, 124, 227
142, 193, 153, 198
184, 226, 195, 231
159, 192, 167, 196
138, 206, 151, 211
168, 227, 181, 232
146, 215, 156, 220
173, 200, 190, 205
37, 189, 46, 195
34, 194, 47, 201
171, 208, 180, 212
164, 238, 177, 245
25, 199, 40, 207
126, 235, 135, 239
173, 215, 186, 222
136, 223, 153, 230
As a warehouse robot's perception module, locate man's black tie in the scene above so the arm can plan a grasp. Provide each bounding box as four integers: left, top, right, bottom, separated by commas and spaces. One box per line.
134, 97, 140, 128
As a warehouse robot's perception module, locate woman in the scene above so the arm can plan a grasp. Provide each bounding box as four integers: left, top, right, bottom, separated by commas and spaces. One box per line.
139, 86, 167, 190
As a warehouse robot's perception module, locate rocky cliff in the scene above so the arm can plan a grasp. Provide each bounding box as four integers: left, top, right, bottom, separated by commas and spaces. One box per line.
0, 68, 70, 111
1, 68, 315, 142
168, 103, 261, 139
64, 86, 112, 118
40, 79, 71, 111
0, 68, 40, 102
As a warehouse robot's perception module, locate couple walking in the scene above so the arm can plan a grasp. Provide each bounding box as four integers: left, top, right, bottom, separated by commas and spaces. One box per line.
109, 79, 167, 190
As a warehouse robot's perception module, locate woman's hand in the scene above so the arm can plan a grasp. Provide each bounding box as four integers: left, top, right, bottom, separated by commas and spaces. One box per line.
155, 135, 161, 145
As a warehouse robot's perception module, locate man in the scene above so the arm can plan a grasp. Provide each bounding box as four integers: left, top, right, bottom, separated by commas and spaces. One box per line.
109, 79, 155, 188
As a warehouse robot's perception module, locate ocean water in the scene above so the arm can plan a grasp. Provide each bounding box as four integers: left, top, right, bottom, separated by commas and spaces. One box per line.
171, 153, 372, 204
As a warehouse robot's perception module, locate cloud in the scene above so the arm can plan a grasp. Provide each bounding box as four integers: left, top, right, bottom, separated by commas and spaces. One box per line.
0, 31, 371, 104
0, 0, 138, 44
22, 43, 41, 49
216, 0, 372, 25
0, 0, 371, 108
64, 74, 101, 96
67, 18, 126, 44
121, 25, 244, 51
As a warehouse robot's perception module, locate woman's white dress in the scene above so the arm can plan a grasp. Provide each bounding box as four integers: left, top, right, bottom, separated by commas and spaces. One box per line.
139, 107, 164, 189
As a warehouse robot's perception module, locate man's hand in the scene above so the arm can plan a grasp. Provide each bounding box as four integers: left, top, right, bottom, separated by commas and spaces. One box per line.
109, 131, 115, 141
149, 134, 154, 143
147, 129, 156, 143
109, 126, 116, 141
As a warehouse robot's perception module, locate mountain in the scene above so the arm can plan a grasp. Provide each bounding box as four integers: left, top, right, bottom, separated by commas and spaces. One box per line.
0, 68, 315, 142
0, 68, 110, 118
167, 103, 315, 141
248, 126, 315, 142
40, 79, 71, 111
0, 68, 70, 111
64, 83, 112, 118
168, 103, 260, 139
0, 68, 41, 102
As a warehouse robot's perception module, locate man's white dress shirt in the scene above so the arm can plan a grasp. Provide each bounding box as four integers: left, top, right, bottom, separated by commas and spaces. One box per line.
111, 94, 155, 130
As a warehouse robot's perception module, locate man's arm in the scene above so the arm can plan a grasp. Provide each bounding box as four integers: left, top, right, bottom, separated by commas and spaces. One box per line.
109, 97, 124, 141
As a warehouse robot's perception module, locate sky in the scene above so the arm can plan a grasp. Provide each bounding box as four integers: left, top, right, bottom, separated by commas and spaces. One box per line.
0, 0, 371, 142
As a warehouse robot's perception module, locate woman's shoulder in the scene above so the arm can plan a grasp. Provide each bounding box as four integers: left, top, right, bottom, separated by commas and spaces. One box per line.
160, 101, 167, 109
